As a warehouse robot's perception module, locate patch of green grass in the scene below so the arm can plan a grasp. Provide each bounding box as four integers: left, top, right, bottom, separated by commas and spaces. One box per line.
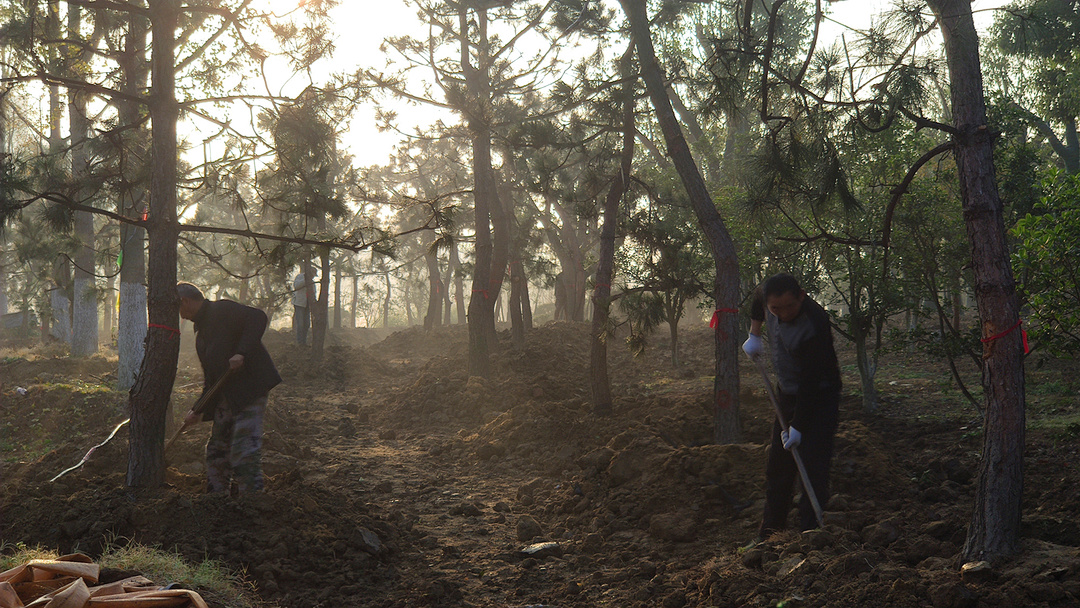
914, 412, 953, 424
2, 436, 55, 462
960, 427, 982, 442
41, 379, 115, 395
1027, 412, 1080, 432
890, 368, 933, 380
641, 376, 681, 392
1056, 423, 1080, 442
1028, 380, 1073, 397
101, 541, 262, 608
0, 542, 59, 570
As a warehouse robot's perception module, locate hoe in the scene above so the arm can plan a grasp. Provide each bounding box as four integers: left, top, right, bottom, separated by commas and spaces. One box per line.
751, 356, 825, 529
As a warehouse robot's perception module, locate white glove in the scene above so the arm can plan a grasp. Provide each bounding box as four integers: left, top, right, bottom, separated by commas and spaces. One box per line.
742, 334, 765, 359
781, 427, 802, 451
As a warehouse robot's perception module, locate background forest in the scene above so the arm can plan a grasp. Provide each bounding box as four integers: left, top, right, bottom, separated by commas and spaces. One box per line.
0, 0, 1077, 567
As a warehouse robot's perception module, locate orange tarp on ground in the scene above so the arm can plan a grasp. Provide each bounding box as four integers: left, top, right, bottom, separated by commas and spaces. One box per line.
0, 555, 207, 608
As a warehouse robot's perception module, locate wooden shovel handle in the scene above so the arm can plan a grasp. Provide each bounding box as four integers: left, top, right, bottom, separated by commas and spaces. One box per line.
164, 421, 191, 454
164, 367, 237, 454
751, 356, 826, 529
190, 367, 238, 417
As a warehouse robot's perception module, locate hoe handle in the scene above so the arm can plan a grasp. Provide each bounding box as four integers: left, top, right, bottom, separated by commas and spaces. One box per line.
751, 356, 826, 529
164, 367, 237, 454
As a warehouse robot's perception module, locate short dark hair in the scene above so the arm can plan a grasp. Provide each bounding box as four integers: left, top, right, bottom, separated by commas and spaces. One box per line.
176, 282, 204, 301
762, 273, 802, 300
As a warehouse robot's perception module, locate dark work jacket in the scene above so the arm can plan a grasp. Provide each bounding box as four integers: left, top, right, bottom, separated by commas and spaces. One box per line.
751, 292, 841, 430
191, 299, 282, 421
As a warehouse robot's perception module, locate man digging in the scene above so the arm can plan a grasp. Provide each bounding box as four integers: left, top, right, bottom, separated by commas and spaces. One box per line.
178, 282, 282, 495
743, 273, 842, 543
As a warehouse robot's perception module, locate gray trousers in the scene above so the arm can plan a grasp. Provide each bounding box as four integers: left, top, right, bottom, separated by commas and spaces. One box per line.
206, 395, 267, 494
294, 305, 310, 345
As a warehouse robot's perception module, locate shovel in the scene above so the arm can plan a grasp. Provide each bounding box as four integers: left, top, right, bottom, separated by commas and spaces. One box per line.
750, 356, 825, 529
165, 367, 237, 454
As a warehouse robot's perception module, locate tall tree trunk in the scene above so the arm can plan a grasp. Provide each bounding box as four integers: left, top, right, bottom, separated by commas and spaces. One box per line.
17, 298, 28, 337
424, 249, 442, 330
311, 247, 330, 361
0, 65, 6, 193
488, 180, 510, 340
104, 274, 115, 341
1063, 117, 1078, 174
506, 220, 527, 343
449, 240, 465, 324
116, 11, 148, 390
259, 273, 272, 322
45, 0, 69, 346
461, 5, 497, 377
508, 260, 525, 349
41, 305, 50, 342
46, 0, 62, 153
928, 0, 1026, 563
127, 0, 181, 488
0, 248, 8, 317
333, 261, 342, 329
116, 212, 147, 388
571, 263, 586, 322
722, 108, 750, 182
951, 270, 963, 331
854, 331, 880, 412
539, 193, 591, 323
382, 271, 391, 329
553, 259, 587, 322
0, 63, 9, 318
521, 269, 533, 330
69, 5, 98, 357
0, 82, 7, 319
351, 274, 358, 328
621, 0, 742, 444
668, 315, 681, 368
591, 45, 635, 417
443, 247, 454, 325
50, 258, 72, 343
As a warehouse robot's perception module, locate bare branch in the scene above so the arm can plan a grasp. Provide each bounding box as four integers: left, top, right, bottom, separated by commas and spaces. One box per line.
879, 140, 955, 282
776, 233, 877, 246
64, 0, 150, 16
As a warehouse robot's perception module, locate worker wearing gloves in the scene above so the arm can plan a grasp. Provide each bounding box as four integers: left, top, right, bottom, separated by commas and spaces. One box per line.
178, 282, 282, 495
744, 273, 842, 539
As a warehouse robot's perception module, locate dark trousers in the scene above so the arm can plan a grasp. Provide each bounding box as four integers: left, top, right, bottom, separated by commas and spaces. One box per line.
294, 305, 309, 345
759, 389, 839, 537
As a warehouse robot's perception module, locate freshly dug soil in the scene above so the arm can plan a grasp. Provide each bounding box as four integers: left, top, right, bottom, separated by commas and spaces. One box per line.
2, 322, 1078, 607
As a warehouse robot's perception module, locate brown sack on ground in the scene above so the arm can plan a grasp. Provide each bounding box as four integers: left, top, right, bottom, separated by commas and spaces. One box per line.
0, 554, 100, 585
0, 556, 206, 608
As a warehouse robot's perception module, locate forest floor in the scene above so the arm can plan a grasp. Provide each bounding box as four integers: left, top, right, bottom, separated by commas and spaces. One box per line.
2, 321, 1079, 608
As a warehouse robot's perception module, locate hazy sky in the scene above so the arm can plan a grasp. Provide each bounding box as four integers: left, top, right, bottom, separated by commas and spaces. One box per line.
319, 0, 1007, 168
324, 2, 424, 166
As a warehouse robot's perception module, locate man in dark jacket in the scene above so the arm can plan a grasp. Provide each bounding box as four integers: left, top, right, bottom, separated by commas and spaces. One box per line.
743, 273, 841, 538
178, 282, 282, 494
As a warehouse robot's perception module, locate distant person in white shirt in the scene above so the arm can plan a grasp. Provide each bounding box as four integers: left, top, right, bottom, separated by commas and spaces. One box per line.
292, 266, 315, 345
